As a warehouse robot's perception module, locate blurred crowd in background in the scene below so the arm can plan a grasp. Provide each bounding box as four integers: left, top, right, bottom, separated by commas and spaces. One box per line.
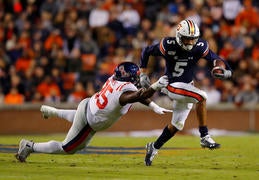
0, 0, 258, 107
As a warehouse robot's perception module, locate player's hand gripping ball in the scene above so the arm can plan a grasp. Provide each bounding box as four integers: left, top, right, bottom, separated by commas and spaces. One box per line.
211, 66, 232, 80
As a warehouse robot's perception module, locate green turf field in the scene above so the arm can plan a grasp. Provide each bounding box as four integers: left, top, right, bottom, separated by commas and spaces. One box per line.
0, 134, 258, 180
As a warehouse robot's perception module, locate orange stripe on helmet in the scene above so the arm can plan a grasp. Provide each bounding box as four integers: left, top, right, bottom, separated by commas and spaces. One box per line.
186, 19, 195, 36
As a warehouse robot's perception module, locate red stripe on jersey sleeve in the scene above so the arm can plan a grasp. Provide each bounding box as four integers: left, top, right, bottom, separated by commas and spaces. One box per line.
159, 38, 166, 55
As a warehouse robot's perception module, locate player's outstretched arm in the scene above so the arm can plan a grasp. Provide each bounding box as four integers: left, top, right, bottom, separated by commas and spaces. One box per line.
148, 101, 172, 114
119, 76, 172, 114
120, 75, 169, 105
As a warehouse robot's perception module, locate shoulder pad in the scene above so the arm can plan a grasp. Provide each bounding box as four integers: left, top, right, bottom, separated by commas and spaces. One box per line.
195, 38, 209, 56
159, 37, 177, 56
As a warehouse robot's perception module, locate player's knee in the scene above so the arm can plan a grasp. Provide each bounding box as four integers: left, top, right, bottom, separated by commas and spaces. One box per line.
172, 121, 184, 131
173, 101, 193, 109
62, 144, 79, 154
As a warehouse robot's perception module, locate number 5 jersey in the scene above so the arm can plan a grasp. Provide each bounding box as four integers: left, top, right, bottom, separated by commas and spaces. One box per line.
140, 37, 222, 83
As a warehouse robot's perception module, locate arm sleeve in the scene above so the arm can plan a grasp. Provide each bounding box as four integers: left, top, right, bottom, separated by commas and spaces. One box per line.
140, 43, 162, 68
199, 39, 232, 71
204, 50, 232, 71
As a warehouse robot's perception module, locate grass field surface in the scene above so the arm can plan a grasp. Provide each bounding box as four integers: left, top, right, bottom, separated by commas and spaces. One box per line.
0, 134, 258, 180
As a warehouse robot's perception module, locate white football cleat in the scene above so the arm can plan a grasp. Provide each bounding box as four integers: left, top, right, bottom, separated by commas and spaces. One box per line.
145, 142, 158, 166
15, 139, 34, 162
40, 105, 58, 119
200, 135, 220, 149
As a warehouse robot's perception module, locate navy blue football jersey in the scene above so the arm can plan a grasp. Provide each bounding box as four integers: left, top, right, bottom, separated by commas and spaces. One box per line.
140, 37, 222, 83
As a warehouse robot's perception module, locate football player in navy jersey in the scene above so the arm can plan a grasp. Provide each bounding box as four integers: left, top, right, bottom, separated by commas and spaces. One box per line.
140, 19, 232, 166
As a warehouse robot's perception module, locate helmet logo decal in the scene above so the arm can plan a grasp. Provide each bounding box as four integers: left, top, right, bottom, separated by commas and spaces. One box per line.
118, 66, 129, 77
114, 62, 140, 85
175, 19, 200, 51
176, 23, 182, 31
136, 69, 140, 75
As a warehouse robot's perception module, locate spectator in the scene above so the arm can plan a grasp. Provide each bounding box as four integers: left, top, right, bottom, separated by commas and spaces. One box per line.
31, 91, 44, 103
243, 35, 255, 59
40, 0, 58, 16
107, 4, 125, 41
5, 35, 22, 64
15, 49, 34, 75
235, 0, 259, 33
117, 3, 140, 36
4, 87, 24, 104
88, 1, 109, 28
22, 69, 36, 101
221, 80, 236, 103
0, 0, 257, 105
80, 31, 99, 55
233, 60, 249, 83
200, 77, 221, 106
222, 0, 242, 24
67, 81, 88, 103
53, 10, 65, 30
62, 24, 80, 59
0, 87, 4, 104
44, 88, 61, 103
252, 43, 259, 61
234, 75, 259, 107
36, 75, 61, 101
44, 29, 63, 52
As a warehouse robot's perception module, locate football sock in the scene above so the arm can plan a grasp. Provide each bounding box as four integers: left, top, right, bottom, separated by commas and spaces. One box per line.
33, 140, 65, 154
57, 109, 76, 123
199, 126, 208, 138
154, 126, 174, 149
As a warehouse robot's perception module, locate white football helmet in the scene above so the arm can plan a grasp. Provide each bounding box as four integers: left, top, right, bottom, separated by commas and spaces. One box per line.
176, 19, 200, 51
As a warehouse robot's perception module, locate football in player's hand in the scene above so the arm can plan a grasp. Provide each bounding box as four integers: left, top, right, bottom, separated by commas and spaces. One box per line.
211, 66, 224, 78
212, 67, 223, 74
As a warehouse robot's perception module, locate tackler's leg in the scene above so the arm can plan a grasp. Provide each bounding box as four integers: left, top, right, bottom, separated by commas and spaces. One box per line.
41, 104, 82, 123
16, 99, 94, 163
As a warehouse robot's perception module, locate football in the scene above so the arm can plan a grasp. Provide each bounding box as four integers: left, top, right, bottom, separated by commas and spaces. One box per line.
212, 60, 226, 78
214, 59, 226, 68
212, 67, 224, 74
211, 66, 224, 78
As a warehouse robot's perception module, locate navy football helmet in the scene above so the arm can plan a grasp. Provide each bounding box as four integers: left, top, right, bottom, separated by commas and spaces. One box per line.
114, 62, 140, 86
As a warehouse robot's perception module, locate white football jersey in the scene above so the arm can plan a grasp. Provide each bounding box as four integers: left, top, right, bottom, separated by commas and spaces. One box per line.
87, 76, 138, 131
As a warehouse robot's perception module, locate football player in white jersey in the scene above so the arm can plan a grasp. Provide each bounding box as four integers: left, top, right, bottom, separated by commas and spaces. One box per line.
15, 62, 172, 162
140, 19, 232, 166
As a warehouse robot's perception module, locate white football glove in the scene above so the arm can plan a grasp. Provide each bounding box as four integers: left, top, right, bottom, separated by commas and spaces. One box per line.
140, 73, 151, 88
149, 102, 173, 115
211, 67, 232, 80
150, 75, 169, 90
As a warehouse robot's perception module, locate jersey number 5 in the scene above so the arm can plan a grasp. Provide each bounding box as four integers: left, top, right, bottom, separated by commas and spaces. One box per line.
172, 62, 187, 77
